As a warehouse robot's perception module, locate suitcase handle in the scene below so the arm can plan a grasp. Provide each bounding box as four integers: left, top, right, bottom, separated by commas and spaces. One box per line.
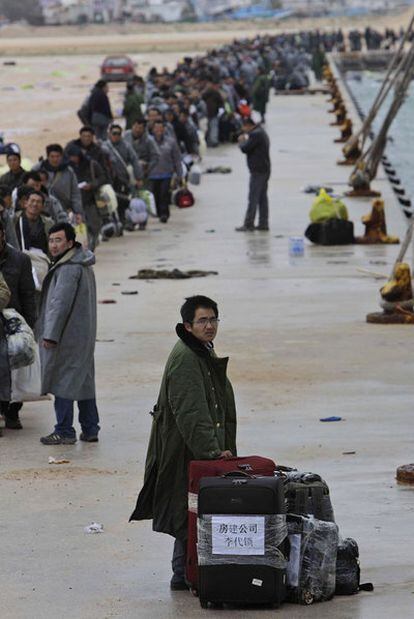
222, 470, 254, 479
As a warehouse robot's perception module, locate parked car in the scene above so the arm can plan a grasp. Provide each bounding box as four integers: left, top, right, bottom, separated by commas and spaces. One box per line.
101, 55, 136, 82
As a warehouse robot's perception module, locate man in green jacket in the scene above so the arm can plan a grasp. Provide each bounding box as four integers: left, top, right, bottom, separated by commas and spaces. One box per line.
130, 295, 237, 590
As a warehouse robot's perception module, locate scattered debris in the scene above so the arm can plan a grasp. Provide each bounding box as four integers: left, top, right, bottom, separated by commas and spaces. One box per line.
205, 229, 216, 233
342, 451, 356, 455
320, 416, 342, 422
99, 299, 117, 304
327, 260, 349, 265
130, 269, 218, 280
121, 291, 138, 295
303, 185, 334, 195
3, 61, 16, 66
205, 166, 232, 174
48, 456, 70, 465
112, 283, 120, 286
96, 339, 115, 343
84, 522, 104, 534
356, 268, 387, 280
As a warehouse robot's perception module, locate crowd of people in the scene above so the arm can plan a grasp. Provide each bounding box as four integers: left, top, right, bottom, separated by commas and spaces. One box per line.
0, 26, 396, 440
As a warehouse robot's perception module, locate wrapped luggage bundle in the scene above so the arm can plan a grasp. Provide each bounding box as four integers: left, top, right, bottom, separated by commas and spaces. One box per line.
1, 308, 36, 370
305, 188, 354, 245
286, 514, 339, 605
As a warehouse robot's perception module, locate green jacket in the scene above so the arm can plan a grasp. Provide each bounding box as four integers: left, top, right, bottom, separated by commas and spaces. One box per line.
130, 324, 237, 539
252, 74, 270, 115
123, 91, 144, 130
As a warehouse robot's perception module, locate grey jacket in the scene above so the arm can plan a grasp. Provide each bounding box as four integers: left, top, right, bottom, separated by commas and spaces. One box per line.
38, 244, 97, 400
102, 139, 143, 185
44, 194, 69, 224
124, 130, 160, 169
32, 162, 84, 217
148, 135, 183, 179
0, 272, 11, 400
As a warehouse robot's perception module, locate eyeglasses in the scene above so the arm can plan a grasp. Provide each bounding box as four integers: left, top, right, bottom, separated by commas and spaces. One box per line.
192, 318, 220, 327
111, 131, 122, 136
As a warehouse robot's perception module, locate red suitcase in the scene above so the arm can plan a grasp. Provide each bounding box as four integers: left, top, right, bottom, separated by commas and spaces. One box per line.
186, 456, 276, 592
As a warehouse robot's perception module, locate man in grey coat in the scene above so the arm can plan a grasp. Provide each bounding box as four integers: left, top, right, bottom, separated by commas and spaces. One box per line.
102, 124, 143, 221
38, 222, 99, 445
124, 119, 159, 178
33, 144, 84, 222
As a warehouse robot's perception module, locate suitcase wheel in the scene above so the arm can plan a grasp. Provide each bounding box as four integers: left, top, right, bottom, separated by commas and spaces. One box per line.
302, 590, 314, 605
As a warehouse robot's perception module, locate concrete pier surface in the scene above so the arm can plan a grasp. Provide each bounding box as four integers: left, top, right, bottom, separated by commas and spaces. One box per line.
1, 89, 414, 619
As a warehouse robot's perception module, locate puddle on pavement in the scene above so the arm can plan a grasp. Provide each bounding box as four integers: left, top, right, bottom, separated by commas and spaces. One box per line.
245, 236, 272, 266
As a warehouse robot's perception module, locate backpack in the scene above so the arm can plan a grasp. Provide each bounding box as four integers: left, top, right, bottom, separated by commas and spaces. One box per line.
276, 468, 335, 523
77, 94, 92, 125
335, 538, 374, 595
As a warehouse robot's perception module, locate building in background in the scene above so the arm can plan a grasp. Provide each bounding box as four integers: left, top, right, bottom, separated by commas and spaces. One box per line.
34, 0, 414, 25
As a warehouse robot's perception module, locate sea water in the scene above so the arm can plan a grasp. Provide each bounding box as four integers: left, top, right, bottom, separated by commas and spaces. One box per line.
345, 71, 414, 202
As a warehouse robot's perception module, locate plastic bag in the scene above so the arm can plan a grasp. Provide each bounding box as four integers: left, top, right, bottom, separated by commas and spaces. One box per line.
74, 223, 88, 249
137, 189, 157, 217
11, 345, 49, 402
95, 184, 118, 214
0, 272, 10, 310
125, 198, 148, 225
1, 308, 36, 370
189, 164, 201, 186
310, 189, 348, 223
27, 249, 50, 292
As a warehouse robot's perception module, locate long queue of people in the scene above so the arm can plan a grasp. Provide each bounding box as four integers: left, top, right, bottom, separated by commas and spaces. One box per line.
0, 27, 392, 437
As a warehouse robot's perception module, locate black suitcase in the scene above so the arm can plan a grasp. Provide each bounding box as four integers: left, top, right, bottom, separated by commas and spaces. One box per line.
197, 475, 287, 609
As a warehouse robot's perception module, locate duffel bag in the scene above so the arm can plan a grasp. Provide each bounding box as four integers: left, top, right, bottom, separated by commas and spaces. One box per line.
175, 187, 195, 208
305, 219, 354, 246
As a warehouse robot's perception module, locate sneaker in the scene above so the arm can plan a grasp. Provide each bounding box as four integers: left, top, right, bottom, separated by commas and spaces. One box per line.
235, 225, 254, 232
255, 225, 269, 231
80, 433, 99, 443
5, 418, 23, 430
40, 433, 76, 445
160, 216, 168, 223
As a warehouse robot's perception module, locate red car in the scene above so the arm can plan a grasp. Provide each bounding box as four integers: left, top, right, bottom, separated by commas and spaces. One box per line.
100, 55, 136, 82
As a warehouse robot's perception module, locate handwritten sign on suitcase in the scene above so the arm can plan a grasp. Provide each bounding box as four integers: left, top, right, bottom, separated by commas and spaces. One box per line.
212, 515, 265, 556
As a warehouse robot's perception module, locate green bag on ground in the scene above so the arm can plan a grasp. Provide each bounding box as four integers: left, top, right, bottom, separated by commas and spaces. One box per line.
310, 189, 348, 223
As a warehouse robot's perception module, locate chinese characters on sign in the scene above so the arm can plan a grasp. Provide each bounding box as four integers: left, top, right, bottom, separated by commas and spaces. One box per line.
211, 516, 265, 556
